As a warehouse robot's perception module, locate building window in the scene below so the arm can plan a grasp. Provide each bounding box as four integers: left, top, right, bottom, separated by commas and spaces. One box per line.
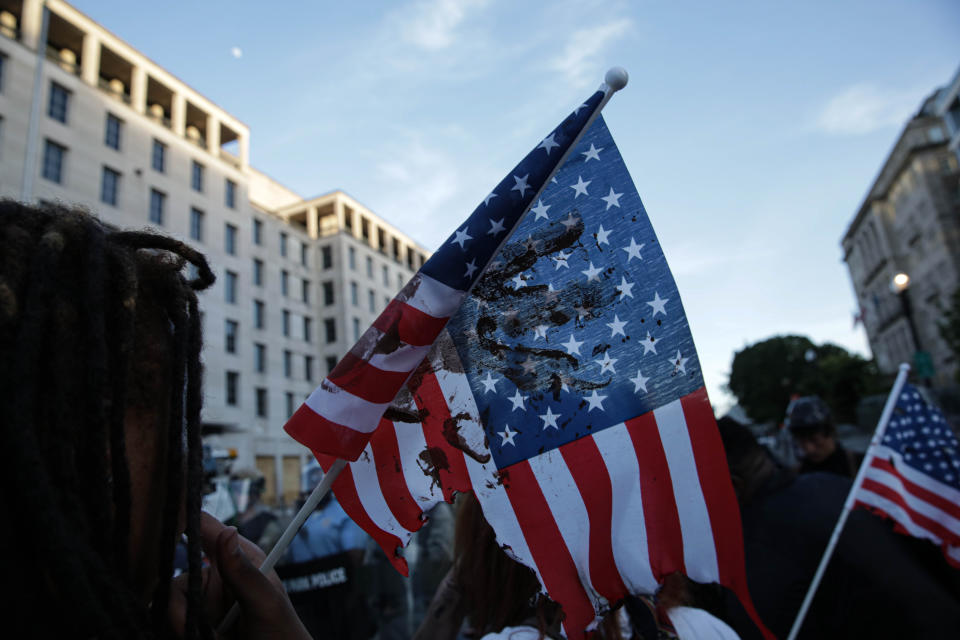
303, 316, 312, 343
100, 167, 120, 206
255, 387, 268, 417
366, 256, 373, 278
280, 232, 288, 257
321, 246, 332, 269
348, 247, 356, 270
368, 289, 375, 313
225, 179, 236, 209
254, 299, 265, 329
48, 82, 69, 123
225, 271, 238, 304
301, 279, 310, 304
323, 281, 334, 306
284, 349, 292, 378
326, 356, 338, 374
350, 282, 358, 306
225, 223, 238, 255
254, 342, 266, 373
398, 273, 404, 290
352, 317, 360, 341
305, 355, 314, 383
253, 258, 264, 286
253, 218, 263, 245
382, 265, 389, 286
149, 189, 166, 225
384, 295, 391, 308
281, 269, 289, 296
152, 139, 166, 173
105, 114, 122, 150
285, 392, 295, 419
300, 242, 308, 267
282, 309, 290, 336
225, 371, 239, 406
191, 160, 204, 192
324, 318, 336, 343
225, 319, 238, 353
190, 207, 204, 242
42, 139, 66, 184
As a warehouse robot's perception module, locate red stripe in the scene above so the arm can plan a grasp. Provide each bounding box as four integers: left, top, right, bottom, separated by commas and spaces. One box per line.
861, 478, 960, 545
412, 370, 471, 501
369, 417, 425, 532
870, 457, 960, 521
560, 436, 628, 604
502, 460, 596, 640
625, 412, 685, 581
326, 352, 413, 404
682, 389, 775, 640
284, 403, 371, 462
372, 299, 448, 347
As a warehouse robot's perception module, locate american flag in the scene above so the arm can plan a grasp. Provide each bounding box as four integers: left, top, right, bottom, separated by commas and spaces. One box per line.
288, 107, 772, 639
855, 383, 960, 567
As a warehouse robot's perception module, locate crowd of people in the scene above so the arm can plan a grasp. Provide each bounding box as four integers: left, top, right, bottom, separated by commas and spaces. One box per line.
4, 201, 960, 639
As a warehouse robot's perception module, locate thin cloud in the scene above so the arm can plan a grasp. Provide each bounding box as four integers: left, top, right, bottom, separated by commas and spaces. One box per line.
396, 0, 490, 51
815, 84, 921, 135
548, 18, 632, 86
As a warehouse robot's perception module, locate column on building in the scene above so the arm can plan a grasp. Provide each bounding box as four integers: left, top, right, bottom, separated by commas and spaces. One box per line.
20, 0, 43, 50
130, 66, 147, 114
80, 31, 100, 86
239, 133, 250, 170
207, 113, 221, 156
307, 205, 319, 239
171, 92, 186, 136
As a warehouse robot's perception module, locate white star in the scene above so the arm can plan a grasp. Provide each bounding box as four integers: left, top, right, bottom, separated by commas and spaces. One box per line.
483, 192, 497, 206
531, 199, 551, 220
540, 406, 560, 430
582, 143, 602, 162
582, 262, 602, 282
573, 102, 589, 115
584, 390, 607, 412
630, 370, 650, 393
511, 274, 526, 289
560, 213, 579, 230
673, 351, 688, 375
487, 218, 506, 236
538, 133, 560, 154
595, 351, 618, 374
622, 238, 644, 262
647, 291, 668, 316
509, 389, 528, 411
533, 325, 548, 340
601, 188, 623, 210
464, 259, 477, 279
553, 251, 570, 269
617, 276, 635, 300
642, 332, 658, 355
562, 334, 583, 356
512, 174, 531, 197
451, 227, 472, 249
607, 315, 627, 338
498, 425, 517, 447
570, 175, 590, 198
480, 372, 499, 394
595, 224, 611, 245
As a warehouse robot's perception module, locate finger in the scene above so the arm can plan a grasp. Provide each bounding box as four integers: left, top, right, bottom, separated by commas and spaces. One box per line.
199, 511, 229, 560
215, 526, 286, 612
167, 573, 189, 634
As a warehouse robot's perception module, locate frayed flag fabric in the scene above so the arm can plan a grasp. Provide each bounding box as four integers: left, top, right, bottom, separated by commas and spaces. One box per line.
301, 110, 772, 639
855, 383, 960, 567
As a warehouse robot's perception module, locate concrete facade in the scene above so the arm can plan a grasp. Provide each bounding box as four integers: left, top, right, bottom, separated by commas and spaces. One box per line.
842, 82, 960, 385
0, 0, 431, 505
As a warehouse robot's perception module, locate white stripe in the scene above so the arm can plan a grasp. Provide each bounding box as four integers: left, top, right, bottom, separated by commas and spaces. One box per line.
593, 424, 659, 595
870, 444, 960, 505
863, 465, 960, 538
349, 442, 416, 541
528, 449, 605, 610
367, 342, 432, 373
406, 273, 466, 319
947, 545, 960, 565
304, 379, 389, 433
654, 400, 720, 584
394, 419, 443, 506
856, 489, 945, 546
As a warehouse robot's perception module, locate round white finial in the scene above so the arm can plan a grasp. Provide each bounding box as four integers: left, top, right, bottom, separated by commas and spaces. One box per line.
605, 67, 629, 92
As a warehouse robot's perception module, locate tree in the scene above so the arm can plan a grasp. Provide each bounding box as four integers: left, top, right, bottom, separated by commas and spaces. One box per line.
939, 288, 960, 381
727, 335, 886, 425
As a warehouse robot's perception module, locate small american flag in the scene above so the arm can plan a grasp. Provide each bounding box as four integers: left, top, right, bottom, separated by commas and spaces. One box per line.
855, 383, 960, 567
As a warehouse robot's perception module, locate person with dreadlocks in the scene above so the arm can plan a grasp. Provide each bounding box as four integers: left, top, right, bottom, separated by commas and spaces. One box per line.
0, 201, 310, 639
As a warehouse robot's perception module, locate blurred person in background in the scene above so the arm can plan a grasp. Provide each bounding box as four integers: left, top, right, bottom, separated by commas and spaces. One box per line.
786, 396, 860, 478
232, 468, 283, 554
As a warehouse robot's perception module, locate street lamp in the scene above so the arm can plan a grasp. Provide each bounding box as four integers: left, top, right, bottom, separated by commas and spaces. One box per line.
891, 271, 933, 385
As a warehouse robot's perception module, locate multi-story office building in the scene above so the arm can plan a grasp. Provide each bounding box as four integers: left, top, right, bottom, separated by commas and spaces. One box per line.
841, 79, 960, 385
0, 0, 431, 505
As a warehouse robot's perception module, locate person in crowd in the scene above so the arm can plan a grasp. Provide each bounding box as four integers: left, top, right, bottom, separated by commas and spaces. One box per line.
233, 468, 283, 554
411, 499, 456, 628
0, 202, 309, 638
716, 416, 960, 639
786, 396, 860, 477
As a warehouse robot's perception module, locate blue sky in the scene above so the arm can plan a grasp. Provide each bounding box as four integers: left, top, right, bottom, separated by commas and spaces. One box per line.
74, 0, 960, 410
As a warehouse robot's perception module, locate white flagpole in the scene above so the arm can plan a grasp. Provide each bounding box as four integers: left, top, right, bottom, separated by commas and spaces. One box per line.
786, 362, 911, 640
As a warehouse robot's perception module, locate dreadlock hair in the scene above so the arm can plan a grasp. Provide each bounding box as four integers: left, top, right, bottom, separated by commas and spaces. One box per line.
0, 201, 215, 639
